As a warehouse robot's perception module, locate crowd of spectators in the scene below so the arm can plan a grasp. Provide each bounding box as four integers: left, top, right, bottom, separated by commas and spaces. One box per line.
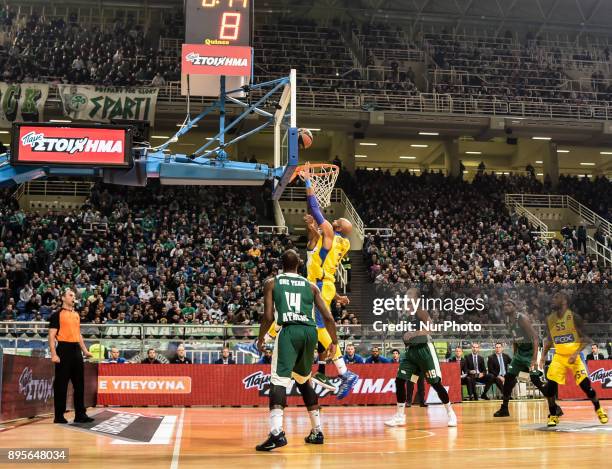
3, 6, 612, 111
0, 181, 363, 328
0, 183, 277, 325
0, 8, 180, 86
346, 169, 610, 325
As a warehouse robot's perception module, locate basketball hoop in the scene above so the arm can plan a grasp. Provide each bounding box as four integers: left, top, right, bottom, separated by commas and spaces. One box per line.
292, 163, 339, 208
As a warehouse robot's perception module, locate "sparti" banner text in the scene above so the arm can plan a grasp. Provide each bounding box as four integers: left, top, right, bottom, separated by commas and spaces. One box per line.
58, 85, 159, 125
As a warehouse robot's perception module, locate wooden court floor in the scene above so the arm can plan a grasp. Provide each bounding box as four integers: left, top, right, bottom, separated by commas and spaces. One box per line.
1, 401, 609, 469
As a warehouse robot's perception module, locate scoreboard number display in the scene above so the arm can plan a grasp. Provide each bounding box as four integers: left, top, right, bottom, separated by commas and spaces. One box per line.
185, 0, 252, 46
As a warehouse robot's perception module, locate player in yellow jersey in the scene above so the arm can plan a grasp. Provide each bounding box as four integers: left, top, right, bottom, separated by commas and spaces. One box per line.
536, 292, 608, 427
301, 165, 359, 399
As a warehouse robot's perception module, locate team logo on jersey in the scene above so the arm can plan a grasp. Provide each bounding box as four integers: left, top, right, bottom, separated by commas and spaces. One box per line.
554, 333, 575, 344
185, 52, 248, 67
20, 131, 123, 154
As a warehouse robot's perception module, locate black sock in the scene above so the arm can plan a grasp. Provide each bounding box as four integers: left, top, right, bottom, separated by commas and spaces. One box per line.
396, 378, 407, 404
579, 378, 600, 411
431, 381, 450, 405
502, 374, 517, 407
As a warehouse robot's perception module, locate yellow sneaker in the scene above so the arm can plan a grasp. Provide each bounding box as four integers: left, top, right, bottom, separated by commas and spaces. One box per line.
596, 408, 608, 424
547, 415, 559, 427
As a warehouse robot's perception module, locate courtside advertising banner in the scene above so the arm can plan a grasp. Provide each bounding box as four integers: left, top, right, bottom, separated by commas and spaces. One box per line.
0, 83, 49, 128
97, 363, 462, 406
58, 85, 159, 124
1, 355, 97, 422
181, 44, 252, 77
558, 359, 612, 400
11, 123, 133, 168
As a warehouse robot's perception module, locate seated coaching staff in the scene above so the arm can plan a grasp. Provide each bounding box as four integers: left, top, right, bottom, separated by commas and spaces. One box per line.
49, 288, 94, 424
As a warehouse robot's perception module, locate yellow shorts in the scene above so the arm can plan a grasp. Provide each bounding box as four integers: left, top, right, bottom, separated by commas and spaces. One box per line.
269, 279, 340, 359
546, 353, 588, 385
316, 279, 336, 305
317, 326, 342, 360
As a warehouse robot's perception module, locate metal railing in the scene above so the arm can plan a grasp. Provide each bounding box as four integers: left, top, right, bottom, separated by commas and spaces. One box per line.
2, 322, 610, 360
364, 228, 395, 238
338, 189, 365, 240
506, 194, 612, 239
255, 225, 288, 235
152, 82, 612, 120
279, 187, 365, 239
17, 180, 94, 197
505, 193, 612, 264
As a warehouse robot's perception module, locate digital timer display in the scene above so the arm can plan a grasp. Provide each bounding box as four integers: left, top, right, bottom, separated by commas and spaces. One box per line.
185, 0, 252, 46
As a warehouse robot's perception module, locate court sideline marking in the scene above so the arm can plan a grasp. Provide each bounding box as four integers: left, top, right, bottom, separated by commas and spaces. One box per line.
170, 408, 185, 469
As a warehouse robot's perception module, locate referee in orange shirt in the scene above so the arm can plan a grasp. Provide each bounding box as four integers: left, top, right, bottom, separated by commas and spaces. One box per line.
48, 288, 94, 424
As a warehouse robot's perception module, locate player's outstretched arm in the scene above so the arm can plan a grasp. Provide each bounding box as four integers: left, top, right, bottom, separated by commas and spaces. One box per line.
258, 278, 275, 352
312, 283, 338, 356
302, 164, 333, 248
304, 214, 321, 250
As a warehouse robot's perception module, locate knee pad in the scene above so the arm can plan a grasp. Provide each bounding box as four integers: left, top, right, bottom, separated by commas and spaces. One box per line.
269, 384, 287, 410
297, 382, 318, 408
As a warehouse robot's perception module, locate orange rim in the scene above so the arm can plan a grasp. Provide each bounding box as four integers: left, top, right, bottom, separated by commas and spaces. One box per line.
290, 163, 339, 182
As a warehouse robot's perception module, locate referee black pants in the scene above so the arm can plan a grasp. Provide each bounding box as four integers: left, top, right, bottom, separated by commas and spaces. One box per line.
54, 342, 86, 419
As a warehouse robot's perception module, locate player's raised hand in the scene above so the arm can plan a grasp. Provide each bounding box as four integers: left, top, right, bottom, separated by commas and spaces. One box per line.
304, 214, 315, 226
337, 295, 350, 306
300, 162, 312, 181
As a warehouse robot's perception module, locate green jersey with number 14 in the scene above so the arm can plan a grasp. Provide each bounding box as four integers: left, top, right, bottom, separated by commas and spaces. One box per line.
273, 273, 316, 327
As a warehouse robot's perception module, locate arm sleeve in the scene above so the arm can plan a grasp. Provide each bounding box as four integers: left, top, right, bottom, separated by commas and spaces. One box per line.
307, 194, 326, 226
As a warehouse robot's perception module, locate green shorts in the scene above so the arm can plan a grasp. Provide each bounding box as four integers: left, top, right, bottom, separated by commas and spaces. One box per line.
507, 348, 533, 376
271, 324, 318, 387
397, 343, 442, 384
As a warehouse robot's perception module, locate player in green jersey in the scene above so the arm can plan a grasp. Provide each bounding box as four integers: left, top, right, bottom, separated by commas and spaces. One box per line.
255, 249, 339, 451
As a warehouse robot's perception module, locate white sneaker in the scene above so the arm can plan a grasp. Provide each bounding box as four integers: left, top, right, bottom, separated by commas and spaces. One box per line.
384, 414, 406, 427
447, 408, 457, 427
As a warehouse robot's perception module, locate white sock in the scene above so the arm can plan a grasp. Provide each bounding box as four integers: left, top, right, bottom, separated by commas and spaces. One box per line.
396, 402, 406, 416
270, 408, 283, 435
333, 357, 348, 376
309, 409, 322, 433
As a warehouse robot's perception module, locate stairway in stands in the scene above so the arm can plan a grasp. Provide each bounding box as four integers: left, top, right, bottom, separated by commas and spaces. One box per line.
345, 254, 370, 321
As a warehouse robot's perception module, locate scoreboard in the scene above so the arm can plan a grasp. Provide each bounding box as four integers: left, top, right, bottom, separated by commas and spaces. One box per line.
185, 0, 252, 46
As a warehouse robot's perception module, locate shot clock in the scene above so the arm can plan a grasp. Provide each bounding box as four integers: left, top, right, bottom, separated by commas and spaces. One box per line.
185, 0, 252, 46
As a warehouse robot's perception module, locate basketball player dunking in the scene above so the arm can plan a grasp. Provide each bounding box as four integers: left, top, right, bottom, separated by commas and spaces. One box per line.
238, 164, 359, 399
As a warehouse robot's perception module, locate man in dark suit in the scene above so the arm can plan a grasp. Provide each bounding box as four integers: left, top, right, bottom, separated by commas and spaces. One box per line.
586, 344, 606, 361
214, 347, 236, 364
465, 343, 492, 400
484, 343, 512, 398
449, 346, 468, 392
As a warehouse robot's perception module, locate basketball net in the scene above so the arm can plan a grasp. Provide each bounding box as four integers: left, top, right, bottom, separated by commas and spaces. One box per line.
295, 163, 339, 208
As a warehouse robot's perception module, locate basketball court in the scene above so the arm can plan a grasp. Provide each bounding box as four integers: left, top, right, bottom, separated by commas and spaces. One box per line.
1, 401, 609, 468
